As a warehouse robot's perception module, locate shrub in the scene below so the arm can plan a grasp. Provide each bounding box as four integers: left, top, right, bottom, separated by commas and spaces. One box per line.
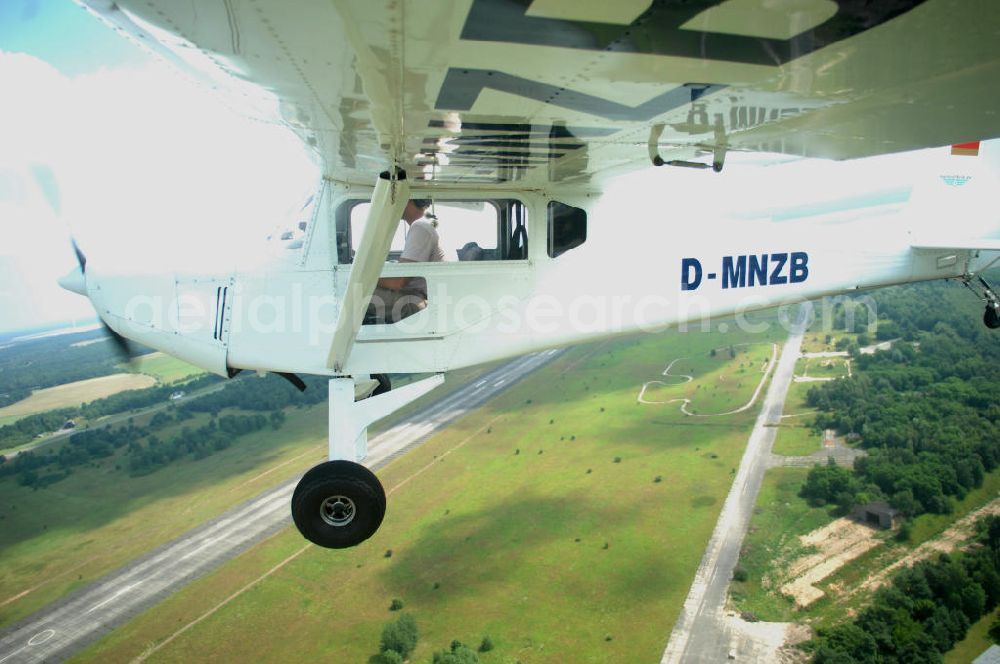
895, 521, 912, 542
379, 614, 418, 659
432, 640, 479, 664
733, 566, 749, 582
368, 651, 403, 664
389, 598, 404, 611
479, 636, 494, 652
613, 456, 621, 463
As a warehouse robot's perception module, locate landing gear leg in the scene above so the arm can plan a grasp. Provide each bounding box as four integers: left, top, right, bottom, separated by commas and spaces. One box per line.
961, 274, 1000, 329
291, 374, 444, 549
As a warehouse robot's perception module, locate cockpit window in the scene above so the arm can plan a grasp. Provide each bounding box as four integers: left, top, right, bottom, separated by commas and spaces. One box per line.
547, 201, 587, 258
338, 199, 527, 264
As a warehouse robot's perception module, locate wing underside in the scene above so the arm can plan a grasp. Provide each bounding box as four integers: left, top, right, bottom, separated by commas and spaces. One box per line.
80, 0, 1000, 188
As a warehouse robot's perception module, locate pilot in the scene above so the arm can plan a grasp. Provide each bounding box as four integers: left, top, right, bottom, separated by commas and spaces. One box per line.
367, 199, 443, 323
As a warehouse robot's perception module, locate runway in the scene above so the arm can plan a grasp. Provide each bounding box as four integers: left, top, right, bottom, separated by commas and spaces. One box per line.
660, 304, 810, 663
0, 350, 562, 663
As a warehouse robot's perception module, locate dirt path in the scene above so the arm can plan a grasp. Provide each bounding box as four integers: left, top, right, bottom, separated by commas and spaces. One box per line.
638, 343, 777, 417
780, 518, 881, 608
853, 495, 1000, 596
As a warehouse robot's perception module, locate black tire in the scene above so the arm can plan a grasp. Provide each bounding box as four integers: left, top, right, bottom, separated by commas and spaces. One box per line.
292, 461, 386, 549
985, 305, 1000, 329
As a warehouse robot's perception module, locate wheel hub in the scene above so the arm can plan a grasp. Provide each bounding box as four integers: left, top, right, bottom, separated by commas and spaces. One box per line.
320, 495, 356, 527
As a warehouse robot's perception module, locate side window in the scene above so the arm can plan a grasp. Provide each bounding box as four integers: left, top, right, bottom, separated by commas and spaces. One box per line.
337, 199, 527, 263
548, 201, 587, 258
350, 203, 408, 255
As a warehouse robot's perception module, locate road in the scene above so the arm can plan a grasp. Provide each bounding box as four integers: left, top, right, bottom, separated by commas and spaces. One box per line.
0, 349, 562, 664
661, 304, 810, 664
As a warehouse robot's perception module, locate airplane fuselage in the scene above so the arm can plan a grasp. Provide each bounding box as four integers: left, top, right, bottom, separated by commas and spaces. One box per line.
84, 172, 998, 379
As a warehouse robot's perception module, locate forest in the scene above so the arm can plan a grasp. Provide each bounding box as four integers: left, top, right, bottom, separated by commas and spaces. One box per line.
0, 328, 153, 407
812, 515, 1000, 663
804, 277, 1000, 661
803, 278, 1000, 519
0, 373, 328, 487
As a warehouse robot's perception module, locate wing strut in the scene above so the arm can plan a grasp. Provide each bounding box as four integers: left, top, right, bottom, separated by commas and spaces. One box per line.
326, 169, 410, 372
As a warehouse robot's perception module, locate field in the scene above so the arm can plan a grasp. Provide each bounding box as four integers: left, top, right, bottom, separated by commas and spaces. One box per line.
0, 373, 157, 421
127, 352, 204, 384
784, 380, 816, 414
733, 466, 1000, 631
0, 408, 326, 627
68, 325, 785, 663
772, 425, 822, 457
730, 467, 835, 621
0, 361, 497, 629
945, 606, 1000, 663
797, 357, 850, 380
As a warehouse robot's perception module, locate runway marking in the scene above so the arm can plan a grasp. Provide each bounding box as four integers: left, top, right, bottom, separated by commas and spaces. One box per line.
0, 629, 56, 664
86, 582, 143, 614
132, 541, 312, 664
387, 414, 505, 498
779, 410, 817, 420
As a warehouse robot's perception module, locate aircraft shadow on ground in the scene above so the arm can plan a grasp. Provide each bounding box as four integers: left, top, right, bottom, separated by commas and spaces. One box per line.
379, 491, 682, 607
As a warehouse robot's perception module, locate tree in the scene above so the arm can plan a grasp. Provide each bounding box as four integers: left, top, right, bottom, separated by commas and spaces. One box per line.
432, 640, 479, 664
989, 615, 1000, 644
379, 614, 418, 659
812, 623, 878, 663
367, 651, 403, 664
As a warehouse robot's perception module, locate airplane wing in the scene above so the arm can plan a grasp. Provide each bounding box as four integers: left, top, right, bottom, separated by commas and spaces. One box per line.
78, 0, 1000, 188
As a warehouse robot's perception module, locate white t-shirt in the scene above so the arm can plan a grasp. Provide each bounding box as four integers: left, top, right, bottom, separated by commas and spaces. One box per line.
400, 219, 444, 263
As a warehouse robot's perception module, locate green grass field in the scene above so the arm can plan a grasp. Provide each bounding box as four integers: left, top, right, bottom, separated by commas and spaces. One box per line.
0, 415, 21, 428
70, 325, 785, 664
730, 467, 834, 621
0, 374, 157, 421
127, 352, 204, 384
784, 380, 817, 414
799, 358, 850, 379
772, 425, 822, 457
733, 460, 1000, 632
0, 407, 330, 628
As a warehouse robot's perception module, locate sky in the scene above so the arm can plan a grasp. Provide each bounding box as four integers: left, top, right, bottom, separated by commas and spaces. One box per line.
2, 1, 999, 334
0, 0, 317, 333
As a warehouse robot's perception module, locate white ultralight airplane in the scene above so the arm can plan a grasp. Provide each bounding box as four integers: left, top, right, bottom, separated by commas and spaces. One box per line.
58, 0, 1000, 549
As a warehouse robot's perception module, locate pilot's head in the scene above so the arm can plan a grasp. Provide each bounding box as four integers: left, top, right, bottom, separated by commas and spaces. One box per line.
403, 199, 431, 223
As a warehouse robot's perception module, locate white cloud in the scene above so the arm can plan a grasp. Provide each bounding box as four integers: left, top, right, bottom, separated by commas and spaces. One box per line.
0, 50, 318, 330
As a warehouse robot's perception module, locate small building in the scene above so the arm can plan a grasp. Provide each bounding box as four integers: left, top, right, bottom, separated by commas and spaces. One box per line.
169, 391, 185, 401
852, 501, 900, 530
61, 420, 76, 430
